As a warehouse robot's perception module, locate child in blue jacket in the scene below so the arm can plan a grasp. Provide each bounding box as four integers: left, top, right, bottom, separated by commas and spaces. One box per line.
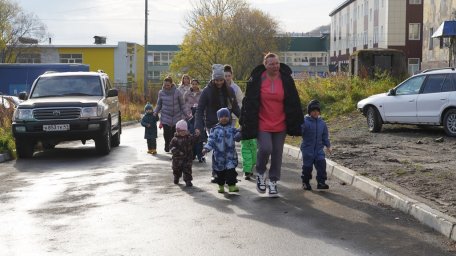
141, 102, 160, 154
300, 100, 332, 190
202, 108, 241, 193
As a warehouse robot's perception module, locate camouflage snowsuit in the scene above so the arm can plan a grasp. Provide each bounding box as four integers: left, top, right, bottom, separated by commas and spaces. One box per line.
169, 132, 199, 182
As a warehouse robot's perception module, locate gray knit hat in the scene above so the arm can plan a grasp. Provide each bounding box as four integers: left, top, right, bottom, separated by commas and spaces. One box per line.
212, 64, 225, 80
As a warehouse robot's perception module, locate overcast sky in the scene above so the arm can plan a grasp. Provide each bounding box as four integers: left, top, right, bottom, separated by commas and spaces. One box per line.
15, 0, 342, 45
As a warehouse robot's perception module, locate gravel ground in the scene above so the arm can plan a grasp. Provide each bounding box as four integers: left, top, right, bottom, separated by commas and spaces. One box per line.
324, 112, 456, 219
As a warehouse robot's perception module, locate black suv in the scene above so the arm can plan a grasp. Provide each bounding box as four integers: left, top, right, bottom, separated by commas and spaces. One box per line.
12, 71, 121, 158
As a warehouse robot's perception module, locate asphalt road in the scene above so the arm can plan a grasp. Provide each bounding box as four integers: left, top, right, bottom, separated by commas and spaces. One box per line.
0, 123, 454, 256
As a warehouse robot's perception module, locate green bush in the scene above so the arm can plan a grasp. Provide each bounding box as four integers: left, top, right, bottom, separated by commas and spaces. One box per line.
296, 74, 398, 120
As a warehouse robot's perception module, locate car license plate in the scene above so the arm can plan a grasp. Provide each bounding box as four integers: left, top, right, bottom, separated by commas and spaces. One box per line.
43, 124, 70, 131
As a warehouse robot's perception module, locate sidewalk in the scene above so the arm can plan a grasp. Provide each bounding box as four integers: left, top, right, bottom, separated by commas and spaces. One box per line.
283, 144, 456, 242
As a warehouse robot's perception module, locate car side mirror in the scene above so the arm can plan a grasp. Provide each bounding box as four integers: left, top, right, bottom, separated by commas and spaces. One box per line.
388, 88, 396, 96
18, 91, 28, 100
107, 88, 118, 97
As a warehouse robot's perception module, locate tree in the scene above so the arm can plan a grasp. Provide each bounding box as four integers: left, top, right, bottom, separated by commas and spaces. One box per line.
0, 0, 48, 63
170, 0, 280, 80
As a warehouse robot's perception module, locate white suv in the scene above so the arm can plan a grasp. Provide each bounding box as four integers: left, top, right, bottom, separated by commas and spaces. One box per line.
357, 67, 456, 136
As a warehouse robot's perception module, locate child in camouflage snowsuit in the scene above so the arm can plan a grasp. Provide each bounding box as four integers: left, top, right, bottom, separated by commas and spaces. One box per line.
169, 119, 199, 187
202, 108, 241, 193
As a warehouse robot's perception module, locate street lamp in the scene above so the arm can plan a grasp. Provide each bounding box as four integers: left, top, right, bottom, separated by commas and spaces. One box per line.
144, 0, 148, 98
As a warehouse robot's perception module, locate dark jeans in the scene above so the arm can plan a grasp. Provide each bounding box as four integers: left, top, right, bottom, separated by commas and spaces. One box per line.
163, 124, 176, 152
193, 141, 203, 160
146, 138, 157, 150
301, 159, 327, 184
215, 168, 238, 186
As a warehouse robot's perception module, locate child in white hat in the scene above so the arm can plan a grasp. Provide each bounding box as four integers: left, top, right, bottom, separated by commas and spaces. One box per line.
169, 119, 199, 187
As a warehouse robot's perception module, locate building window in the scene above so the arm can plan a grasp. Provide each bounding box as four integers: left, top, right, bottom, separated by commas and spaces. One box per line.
59, 54, 82, 63
408, 58, 420, 75
409, 0, 421, 4
409, 23, 421, 40
429, 27, 434, 50
16, 53, 41, 63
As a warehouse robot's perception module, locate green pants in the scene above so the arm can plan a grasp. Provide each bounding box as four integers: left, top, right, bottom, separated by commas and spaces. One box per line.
241, 139, 257, 173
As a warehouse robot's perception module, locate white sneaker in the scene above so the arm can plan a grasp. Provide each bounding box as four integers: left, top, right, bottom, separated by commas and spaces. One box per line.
256, 173, 266, 193
268, 181, 279, 197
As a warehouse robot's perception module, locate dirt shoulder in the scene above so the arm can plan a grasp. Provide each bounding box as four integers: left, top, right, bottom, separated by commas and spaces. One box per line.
323, 112, 456, 219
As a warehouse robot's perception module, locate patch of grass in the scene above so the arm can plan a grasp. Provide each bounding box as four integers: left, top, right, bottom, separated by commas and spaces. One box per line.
395, 169, 407, 177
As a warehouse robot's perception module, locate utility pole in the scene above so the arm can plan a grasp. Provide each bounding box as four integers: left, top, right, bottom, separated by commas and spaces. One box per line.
144, 0, 148, 98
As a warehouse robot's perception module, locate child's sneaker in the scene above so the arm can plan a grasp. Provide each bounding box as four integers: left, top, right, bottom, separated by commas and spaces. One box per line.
228, 185, 239, 192
147, 150, 153, 154
302, 182, 312, 191
317, 182, 329, 189
198, 157, 206, 163
268, 181, 279, 197
185, 181, 193, 187
256, 173, 266, 193
151, 149, 157, 155
218, 185, 225, 193
244, 172, 252, 180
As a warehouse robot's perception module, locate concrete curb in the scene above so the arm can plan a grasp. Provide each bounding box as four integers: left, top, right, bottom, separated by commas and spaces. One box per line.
0, 152, 11, 163
284, 144, 456, 241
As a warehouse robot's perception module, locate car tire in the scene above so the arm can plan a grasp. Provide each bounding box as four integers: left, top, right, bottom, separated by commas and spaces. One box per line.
16, 139, 35, 158
366, 106, 382, 133
111, 119, 121, 147
443, 109, 456, 137
95, 122, 111, 155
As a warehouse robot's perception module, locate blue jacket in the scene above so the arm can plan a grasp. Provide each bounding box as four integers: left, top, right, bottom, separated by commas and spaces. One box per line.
204, 124, 240, 172
300, 115, 331, 166
141, 113, 159, 139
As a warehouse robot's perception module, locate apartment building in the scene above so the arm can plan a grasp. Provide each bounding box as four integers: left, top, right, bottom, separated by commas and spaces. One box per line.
146, 35, 330, 81
421, 0, 456, 69
329, 0, 423, 75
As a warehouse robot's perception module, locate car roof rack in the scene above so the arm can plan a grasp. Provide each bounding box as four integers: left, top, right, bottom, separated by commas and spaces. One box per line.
420, 67, 455, 73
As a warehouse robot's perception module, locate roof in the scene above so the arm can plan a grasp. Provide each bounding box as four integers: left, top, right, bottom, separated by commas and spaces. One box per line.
329, 0, 355, 16
277, 36, 329, 52
147, 45, 180, 51
351, 48, 405, 56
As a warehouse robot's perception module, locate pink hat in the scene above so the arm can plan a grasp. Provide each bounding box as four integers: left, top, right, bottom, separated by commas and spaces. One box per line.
176, 119, 188, 131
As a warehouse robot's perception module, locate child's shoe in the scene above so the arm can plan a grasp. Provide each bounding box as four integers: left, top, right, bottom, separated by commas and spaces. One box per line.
147, 149, 153, 154
256, 173, 266, 193
173, 177, 179, 185
302, 182, 312, 191
185, 181, 193, 187
317, 182, 329, 189
228, 185, 239, 192
244, 172, 253, 180
198, 157, 206, 163
218, 185, 225, 193
151, 149, 157, 155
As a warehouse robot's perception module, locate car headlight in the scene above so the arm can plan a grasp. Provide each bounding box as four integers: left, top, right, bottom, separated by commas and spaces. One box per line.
14, 109, 34, 121
81, 106, 103, 118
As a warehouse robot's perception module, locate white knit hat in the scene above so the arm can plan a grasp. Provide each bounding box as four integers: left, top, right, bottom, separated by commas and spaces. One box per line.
175, 119, 188, 131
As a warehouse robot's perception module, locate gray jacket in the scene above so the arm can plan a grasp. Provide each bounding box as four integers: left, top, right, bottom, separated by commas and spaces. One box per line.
154, 85, 188, 126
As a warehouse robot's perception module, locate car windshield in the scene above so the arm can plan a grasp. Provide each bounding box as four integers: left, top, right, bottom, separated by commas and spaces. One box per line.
30, 76, 103, 98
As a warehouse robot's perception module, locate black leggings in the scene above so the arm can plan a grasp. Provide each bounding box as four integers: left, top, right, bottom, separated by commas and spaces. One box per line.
163, 124, 176, 151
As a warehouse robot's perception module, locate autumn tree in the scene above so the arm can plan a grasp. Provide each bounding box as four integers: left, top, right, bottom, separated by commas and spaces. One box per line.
170, 0, 281, 80
0, 0, 48, 63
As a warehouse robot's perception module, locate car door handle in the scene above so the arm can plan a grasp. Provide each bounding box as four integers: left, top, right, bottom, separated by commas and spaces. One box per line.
409, 99, 415, 102
440, 98, 447, 100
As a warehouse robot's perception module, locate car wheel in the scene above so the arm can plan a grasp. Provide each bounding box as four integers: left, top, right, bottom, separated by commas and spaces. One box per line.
16, 139, 35, 158
366, 106, 382, 133
111, 120, 121, 147
443, 109, 456, 137
95, 122, 111, 155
